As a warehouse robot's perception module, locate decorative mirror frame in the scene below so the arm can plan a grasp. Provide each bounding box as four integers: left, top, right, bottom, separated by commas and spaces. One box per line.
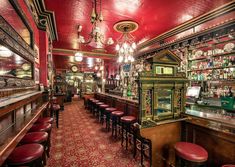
0, 15, 36, 89
9, 0, 35, 49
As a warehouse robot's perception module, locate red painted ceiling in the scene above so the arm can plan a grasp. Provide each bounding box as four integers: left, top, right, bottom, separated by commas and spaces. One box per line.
44, 0, 232, 55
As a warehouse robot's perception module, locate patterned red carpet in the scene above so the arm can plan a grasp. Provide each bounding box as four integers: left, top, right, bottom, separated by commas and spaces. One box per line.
47, 98, 141, 167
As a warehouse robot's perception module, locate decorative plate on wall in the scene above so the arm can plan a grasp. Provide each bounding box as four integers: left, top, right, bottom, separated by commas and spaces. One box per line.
71, 65, 78, 72
224, 43, 235, 52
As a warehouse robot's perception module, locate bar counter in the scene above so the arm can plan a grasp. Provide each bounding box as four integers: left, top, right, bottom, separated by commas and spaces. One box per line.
95, 92, 139, 119
95, 92, 235, 166
181, 105, 235, 166
0, 91, 48, 166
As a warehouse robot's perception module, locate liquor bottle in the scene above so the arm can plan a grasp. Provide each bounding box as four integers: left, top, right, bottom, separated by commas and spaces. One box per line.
233, 69, 235, 79
227, 69, 232, 80
227, 87, 233, 97
127, 84, 132, 97
223, 57, 229, 67
219, 70, 224, 80
223, 69, 228, 80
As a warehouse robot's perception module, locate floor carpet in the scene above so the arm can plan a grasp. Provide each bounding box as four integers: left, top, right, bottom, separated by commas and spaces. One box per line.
47, 99, 142, 167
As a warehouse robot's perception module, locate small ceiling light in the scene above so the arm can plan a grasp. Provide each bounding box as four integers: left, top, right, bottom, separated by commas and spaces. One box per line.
74, 52, 83, 62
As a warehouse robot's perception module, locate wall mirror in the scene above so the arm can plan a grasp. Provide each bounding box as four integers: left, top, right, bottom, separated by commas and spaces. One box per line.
0, 0, 34, 48
155, 89, 172, 114
0, 1, 35, 89
0, 44, 33, 79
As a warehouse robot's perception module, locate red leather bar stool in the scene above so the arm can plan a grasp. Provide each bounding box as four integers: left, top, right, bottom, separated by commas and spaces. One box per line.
91, 99, 99, 114
94, 101, 104, 116
52, 104, 60, 128
174, 142, 208, 167
20, 132, 48, 165
99, 104, 109, 124
222, 165, 235, 167
87, 98, 94, 110
6, 144, 44, 167
104, 107, 117, 131
111, 111, 124, 137
120, 116, 136, 150
29, 123, 52, 158
36, 117, 54, 124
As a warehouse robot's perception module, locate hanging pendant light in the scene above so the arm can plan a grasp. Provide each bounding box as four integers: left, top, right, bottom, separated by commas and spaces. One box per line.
114, 20, 138, 63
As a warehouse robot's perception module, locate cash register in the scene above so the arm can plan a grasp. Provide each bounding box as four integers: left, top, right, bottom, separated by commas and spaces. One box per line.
186, 86, 201, 104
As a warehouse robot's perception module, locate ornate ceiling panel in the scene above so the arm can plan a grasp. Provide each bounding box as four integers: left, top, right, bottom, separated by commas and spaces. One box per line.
44, 0, 232, 54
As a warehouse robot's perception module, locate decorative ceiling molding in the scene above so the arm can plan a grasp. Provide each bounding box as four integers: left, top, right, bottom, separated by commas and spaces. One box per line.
24, 0, 58, 40
52, 48, 116, 58
138, 0, 235, 51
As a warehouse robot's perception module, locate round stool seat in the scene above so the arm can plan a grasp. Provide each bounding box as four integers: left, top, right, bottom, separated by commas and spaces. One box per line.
121, 116, 136, 123
111, 111, 124, 116
222, 165, 235, 167
100, 104, 109, 108
29, 123, 52, 132
21, 132, 48, 144
174, 142, 208, 162
36, 117, 53, 124
105, 108, 117, 113
7, 144, 43, 165
52, 104, 60, 111
93, 100, 99, 103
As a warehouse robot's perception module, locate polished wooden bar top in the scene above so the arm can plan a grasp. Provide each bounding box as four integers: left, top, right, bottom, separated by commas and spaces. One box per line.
0, 91, 43, 109
183, 108, 235, 135
96, 92, 138, 104
0, 102, 48, 166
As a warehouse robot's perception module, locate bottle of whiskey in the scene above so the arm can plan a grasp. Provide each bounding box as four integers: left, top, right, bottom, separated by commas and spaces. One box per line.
223, 69, 228, 80
219, 70, 224, 80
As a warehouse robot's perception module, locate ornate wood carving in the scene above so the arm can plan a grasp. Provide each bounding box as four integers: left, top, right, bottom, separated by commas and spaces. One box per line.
0, 17, 35, 61
0, 16, 36, 90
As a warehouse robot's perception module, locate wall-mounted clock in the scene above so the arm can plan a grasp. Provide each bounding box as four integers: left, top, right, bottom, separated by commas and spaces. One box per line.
71, 65, 78, 72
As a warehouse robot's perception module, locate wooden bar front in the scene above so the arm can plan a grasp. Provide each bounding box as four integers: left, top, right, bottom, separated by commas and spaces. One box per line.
0, 91, 49, 166
95, 93, 139, 121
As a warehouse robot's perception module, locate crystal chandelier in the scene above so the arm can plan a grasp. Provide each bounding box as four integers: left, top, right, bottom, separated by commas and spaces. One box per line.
114, 20, 138, 63
77, 0, 113, 49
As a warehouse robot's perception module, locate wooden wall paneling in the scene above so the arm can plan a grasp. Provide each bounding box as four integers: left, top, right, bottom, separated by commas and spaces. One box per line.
115, 99, 126, 113
140, 122, 182, 167
127, 102, 139, 120
184, 122, 235, 167
0, 93, 41, 118
0, 102, 48, 166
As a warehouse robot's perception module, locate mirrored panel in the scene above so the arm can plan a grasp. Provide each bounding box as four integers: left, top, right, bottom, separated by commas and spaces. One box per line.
0, 0, 32, 47
0, 45, 32, 79
156, 89, 172, 114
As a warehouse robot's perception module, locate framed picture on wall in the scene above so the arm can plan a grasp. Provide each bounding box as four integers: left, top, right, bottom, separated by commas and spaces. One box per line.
34, 44, 39, 64
35, 68, 39, 84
